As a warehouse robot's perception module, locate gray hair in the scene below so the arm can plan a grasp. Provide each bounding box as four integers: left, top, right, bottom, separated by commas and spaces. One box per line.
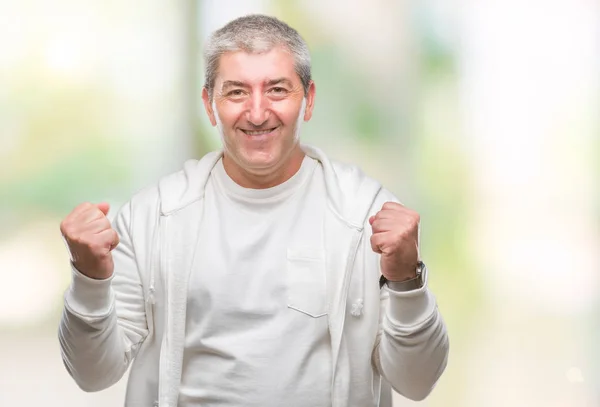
203, 14, 312, 101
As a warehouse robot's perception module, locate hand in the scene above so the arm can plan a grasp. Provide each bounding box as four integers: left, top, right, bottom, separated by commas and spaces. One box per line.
60, 202, 119, 280
369, 202, 420, 282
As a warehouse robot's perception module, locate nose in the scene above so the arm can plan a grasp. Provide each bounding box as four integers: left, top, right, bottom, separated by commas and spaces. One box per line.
246, 92, 270, 127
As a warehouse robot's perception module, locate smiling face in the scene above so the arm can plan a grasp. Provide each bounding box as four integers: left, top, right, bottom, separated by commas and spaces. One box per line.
202, 46, 315, 188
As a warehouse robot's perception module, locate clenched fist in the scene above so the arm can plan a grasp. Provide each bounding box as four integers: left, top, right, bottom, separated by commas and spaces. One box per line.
60, 202, 120, 280
369, 202, 420, 282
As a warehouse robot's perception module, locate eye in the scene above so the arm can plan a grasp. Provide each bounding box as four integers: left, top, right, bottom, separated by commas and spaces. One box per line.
227, 89, 244, 97
270, 87, 287, 94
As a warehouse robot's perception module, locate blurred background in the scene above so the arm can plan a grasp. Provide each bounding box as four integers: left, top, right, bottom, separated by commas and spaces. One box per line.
1, 0, 598, 405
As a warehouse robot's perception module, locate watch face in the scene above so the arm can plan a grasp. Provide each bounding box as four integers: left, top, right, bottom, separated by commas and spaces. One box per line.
416, 260, 425, 275
416, 261, 427, 286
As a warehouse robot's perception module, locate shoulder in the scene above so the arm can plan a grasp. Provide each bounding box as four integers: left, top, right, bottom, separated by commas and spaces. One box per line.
124, 150, 223, 218
303, 144, 397, 226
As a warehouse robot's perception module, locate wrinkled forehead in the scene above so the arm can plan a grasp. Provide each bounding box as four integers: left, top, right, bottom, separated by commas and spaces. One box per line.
214, 47, 300, 89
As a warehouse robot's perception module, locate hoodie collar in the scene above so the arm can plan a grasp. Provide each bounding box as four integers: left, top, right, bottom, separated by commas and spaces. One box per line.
157, 144, 382, 227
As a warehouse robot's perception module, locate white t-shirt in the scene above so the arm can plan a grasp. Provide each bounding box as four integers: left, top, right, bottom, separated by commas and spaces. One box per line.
179, 155, 331, 407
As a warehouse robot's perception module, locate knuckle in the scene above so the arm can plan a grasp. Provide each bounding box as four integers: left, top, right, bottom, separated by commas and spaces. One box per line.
59, 220, 70, 235
77, 202, 92, 211
370, 235, 380, 247
73, 233, 89, 245
411, 213, 421, 227
89, 240, 105, 253
410, 210, 420, 221
99, 217, 111, 230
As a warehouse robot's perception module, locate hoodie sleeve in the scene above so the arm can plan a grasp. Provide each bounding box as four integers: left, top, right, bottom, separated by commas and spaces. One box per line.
58, 200, 149, 392
369, 189, 449, 401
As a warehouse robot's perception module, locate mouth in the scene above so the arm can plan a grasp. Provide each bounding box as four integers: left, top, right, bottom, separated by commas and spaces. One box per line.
240, 126, 279, 136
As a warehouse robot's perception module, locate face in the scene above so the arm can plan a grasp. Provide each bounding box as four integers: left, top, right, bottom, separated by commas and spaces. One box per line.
202, 46, 315, 180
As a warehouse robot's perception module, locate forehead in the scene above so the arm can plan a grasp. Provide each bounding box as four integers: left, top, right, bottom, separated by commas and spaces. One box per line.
216, 47, 299, 86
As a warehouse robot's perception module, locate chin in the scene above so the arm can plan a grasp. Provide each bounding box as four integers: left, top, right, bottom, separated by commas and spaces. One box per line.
240, 146, 280, 166
243, 155, 280, 171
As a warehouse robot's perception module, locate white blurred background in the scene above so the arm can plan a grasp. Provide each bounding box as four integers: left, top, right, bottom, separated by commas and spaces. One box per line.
0, 0, 598, 405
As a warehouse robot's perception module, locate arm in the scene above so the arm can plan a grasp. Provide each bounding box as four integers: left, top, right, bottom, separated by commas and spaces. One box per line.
373, 271, 449, 400
58, 202, 149, 392
369, 189, 449, 401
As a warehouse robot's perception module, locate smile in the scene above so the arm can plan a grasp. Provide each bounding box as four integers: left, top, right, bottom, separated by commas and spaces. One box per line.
240, 127, 278, 136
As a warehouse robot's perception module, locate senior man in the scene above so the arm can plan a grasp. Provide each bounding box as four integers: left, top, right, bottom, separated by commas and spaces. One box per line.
59, 14, 449, 407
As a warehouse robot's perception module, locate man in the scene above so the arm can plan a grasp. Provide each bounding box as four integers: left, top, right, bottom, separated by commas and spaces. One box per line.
58, 14, 448, 407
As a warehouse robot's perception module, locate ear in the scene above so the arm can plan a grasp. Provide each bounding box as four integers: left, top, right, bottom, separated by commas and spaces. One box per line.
202, 87, 217, 126
303, 81, 316, 122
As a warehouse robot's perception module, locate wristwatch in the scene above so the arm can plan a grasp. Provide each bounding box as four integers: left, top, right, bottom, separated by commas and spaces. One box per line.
379, 260, 426, 291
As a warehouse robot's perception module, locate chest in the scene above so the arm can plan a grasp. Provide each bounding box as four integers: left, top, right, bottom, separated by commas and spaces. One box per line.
186, 184, 329, 327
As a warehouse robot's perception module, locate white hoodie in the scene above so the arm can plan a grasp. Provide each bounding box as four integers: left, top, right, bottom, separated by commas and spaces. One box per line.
58, 144, 449, 407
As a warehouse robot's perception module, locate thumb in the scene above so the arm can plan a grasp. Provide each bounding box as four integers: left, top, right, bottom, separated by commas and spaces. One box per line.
96, 202, 110, 216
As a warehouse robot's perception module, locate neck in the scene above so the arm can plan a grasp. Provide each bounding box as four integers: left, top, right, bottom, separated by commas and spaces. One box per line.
222, 146, 305, 189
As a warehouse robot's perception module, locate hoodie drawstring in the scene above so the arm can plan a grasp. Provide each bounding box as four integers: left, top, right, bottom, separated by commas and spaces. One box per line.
146, 211, 160, 306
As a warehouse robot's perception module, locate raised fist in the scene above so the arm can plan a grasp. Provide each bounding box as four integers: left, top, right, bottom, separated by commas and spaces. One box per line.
60, 202, 119, 280
369, 202, 420, 282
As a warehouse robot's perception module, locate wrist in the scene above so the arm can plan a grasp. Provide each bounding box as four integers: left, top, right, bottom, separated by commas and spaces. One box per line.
380, 261, 426, 291
387, 273, 417, 283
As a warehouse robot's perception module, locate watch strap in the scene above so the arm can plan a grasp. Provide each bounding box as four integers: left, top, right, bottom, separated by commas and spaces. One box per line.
379, 261, 426, 290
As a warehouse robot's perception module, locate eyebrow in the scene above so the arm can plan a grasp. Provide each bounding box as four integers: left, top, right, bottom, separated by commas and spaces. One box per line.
221, 80, 247, 91
220, 78, 293, 91
264, 78, 293, 87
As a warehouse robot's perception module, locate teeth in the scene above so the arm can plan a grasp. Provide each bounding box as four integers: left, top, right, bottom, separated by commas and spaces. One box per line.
243, 128, 274, 135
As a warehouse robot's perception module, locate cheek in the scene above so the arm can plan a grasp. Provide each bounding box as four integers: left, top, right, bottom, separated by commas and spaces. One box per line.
270, 102, 303, 125
215, 102, 244, 127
